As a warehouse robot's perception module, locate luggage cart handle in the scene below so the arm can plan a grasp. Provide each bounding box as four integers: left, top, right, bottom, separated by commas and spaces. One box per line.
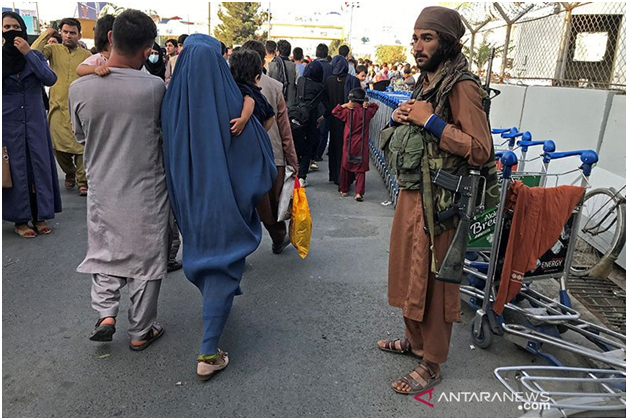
517, 139, 556, 153
500, 151, 518, 179
501, 130, 531, 148
491, 127, 517, 135
543, 150, 599, 176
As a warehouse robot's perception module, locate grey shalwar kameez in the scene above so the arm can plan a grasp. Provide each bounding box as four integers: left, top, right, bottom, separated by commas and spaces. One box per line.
69, 69, 170, 340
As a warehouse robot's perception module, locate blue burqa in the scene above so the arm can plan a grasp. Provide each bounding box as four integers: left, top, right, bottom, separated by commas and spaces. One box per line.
161, 34, 277, 355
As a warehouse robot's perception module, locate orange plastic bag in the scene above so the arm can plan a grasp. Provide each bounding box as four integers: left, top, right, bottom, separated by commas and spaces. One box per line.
289, 178, 312, 259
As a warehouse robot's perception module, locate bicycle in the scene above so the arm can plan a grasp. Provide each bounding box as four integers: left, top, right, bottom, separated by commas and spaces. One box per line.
570, 185, 626, 278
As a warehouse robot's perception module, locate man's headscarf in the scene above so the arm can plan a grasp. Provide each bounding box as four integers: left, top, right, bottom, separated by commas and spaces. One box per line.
2, 11, 28, 78
414, 6, 465, 40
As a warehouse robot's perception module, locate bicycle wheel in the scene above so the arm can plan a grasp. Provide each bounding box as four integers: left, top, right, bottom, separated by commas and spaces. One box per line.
570, 188, 626, 277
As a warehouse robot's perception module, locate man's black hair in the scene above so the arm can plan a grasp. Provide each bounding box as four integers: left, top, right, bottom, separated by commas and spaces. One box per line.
348, 87, 367, 103
348, 58, 357, 66
241, 39, 266, 66
355, 65, 367, 75
52, 33, 63, 43
315, 43, 328, 59
265, 40, 277, 55
292, 47, 303, 61
338, 44, 349, 57
277, 39, 291, 57
233, 46, 241, 51
165, 38, 177, 47
94, 15, 114, 53
111, 9, 157, 56
230, 49, 263, 85
177, 34, 188, 45
220, 41, 227, 56
59, 17, 81, 32
436, 31, 463, 60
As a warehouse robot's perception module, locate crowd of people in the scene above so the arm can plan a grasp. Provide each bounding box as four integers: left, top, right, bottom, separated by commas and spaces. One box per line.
3, 6, 492, 395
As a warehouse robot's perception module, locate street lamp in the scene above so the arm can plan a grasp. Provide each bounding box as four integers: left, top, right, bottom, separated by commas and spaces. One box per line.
344, 2, 360, 47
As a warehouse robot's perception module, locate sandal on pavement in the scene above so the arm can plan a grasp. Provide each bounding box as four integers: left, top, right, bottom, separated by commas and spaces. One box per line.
355, 194, 364, 202
377, 338, 423, 359
129, 323, 164, 351
14, 223, 37, 238
33, 221, 52, 235
392, 361, 442, 395
197, 349, 229, 381
78, 186, 88, 196
89, 317, 116, 342
65, 178, 76, 190
167, 260, 183, 272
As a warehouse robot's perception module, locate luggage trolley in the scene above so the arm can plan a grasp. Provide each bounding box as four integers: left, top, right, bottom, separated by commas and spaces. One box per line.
366, 90, 411, 206
460, 150, 626, 372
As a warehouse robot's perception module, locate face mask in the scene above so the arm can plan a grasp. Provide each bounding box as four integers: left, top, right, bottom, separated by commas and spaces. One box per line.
2, 30, 23, 48
148, 54, 159, 64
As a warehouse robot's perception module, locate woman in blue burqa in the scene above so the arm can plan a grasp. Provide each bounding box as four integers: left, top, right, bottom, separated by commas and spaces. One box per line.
161, 34, 276, 381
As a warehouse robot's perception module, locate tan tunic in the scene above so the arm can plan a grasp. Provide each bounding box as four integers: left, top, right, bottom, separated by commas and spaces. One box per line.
32, 32, 92, 154
69, 69, 170, 280
388, 78, 492, 323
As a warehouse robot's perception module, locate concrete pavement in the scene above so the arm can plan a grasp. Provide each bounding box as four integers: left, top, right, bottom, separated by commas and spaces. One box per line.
2, 159, 616, 417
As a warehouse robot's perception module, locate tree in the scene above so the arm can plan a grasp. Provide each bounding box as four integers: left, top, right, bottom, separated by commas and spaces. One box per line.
463, 40, 513, 72
375, 45, 406, 64
214, 2, 267, 46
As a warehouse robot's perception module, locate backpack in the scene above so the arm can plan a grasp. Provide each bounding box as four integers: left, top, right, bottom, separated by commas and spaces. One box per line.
271, 56, 289, 100
287, 77, 324, 130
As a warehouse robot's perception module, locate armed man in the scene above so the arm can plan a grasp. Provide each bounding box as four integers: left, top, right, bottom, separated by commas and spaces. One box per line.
376, 6, 493, 395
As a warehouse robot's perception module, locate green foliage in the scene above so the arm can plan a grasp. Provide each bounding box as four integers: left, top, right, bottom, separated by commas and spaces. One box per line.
328, 38, 349, 56
463, 40, 513, 71
214, 2, 267, 46
375, 45, 406, 64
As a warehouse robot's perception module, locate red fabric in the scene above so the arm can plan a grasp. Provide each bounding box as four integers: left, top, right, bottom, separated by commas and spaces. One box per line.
332, 102, 379, 173
493, 181, 585, 314
340, 168, 365, 195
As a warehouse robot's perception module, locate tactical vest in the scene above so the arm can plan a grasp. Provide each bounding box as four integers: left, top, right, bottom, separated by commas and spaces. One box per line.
380, 71, 498, 238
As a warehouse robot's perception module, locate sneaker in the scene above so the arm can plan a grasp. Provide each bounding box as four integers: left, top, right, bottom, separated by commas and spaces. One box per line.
298, 178, 309, 187
309, 161, 319, 171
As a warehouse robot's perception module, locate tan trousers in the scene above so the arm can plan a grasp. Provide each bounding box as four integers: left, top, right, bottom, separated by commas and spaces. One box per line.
55, 150, 86, 187
91, 274, 161, 341
256, 166, 287, 246
404, 276, 454, 365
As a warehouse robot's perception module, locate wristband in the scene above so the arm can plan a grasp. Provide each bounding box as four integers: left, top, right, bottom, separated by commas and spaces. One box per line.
424, 114, 447, 139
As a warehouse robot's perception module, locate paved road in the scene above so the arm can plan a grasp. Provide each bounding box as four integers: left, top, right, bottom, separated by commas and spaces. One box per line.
1, 159, 610, 417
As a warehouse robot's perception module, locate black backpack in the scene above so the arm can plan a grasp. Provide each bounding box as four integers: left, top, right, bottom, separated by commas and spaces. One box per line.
288, 77, 324, 130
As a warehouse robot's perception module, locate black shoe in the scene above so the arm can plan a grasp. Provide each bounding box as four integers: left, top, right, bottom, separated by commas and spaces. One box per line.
272, 238, 291, 254
167, 260, 183, 272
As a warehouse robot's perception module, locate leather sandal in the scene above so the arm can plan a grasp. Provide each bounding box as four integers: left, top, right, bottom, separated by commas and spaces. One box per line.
14, 223, 37, 238
377, 338, 423, 359
33, 221, 52, 235
392, 361, 442, 395
197, 349, 229, 381
89, 317, 116, 342
78, 186, 88, 196
129, 323, 164, 351
65, 177, 76, 190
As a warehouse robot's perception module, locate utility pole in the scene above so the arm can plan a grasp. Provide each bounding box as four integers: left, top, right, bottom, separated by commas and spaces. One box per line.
268, 2, 272, 39
208, 2, 211, 36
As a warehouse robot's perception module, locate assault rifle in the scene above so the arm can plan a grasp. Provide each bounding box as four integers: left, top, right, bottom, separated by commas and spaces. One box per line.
483, 47, 501, 127
435, 168, 481, 283
435, 49, 501, 283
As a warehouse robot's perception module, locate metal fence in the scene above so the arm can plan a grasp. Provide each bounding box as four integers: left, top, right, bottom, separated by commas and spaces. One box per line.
458, 2, 626, 92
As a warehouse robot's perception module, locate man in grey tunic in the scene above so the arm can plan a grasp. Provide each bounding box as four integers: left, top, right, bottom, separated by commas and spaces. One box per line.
69, 10, 169, 351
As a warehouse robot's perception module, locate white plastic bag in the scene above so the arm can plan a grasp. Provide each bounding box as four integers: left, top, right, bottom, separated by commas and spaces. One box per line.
277, 165, 295, 222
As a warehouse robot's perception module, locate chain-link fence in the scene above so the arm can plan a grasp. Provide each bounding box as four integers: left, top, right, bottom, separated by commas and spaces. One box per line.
458, 2, 626, 92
